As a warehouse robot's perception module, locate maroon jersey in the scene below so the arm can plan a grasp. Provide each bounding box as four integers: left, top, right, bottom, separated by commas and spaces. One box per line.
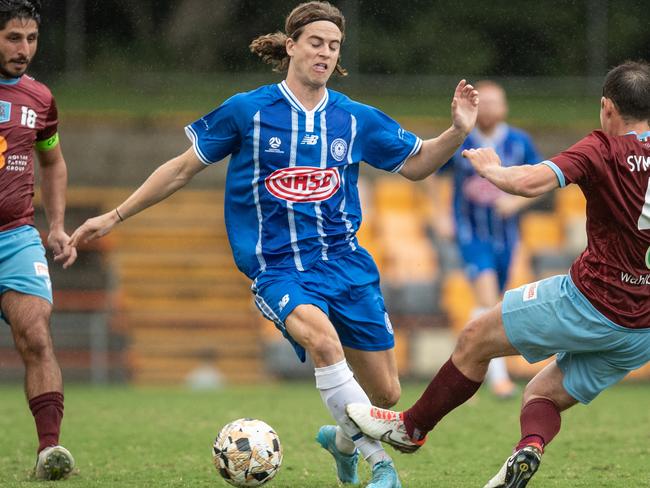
549, 130, 650, 328
0, 75, 58, 232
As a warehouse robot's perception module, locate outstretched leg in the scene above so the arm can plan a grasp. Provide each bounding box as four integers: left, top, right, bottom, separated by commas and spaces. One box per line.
406, 304, 519, 435
2, 291, 74, 479
286, 305, 400, 487
347, 304, 518, 451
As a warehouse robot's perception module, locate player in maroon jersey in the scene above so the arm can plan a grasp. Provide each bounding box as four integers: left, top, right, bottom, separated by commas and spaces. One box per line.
346, 60, 650, 487
0, 0, 76, 480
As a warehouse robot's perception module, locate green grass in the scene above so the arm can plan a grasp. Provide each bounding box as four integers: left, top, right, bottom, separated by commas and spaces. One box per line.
2, 382, 649, 487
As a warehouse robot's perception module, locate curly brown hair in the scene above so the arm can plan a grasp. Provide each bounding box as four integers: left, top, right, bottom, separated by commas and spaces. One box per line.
249, 1, 347, 76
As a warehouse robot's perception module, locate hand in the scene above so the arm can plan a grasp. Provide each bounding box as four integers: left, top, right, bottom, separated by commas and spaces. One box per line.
461, 147, 502, 178
451, 79, 479, 135
48, 228, 78, 269
68, 210, 121, 248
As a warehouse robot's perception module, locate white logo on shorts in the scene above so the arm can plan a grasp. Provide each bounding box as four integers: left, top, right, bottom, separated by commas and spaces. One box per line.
384, 312, 394, 335
33, 262, 51, 291
522, 282, 539, 301
278, 294, 290, 311
33, 262, 49, 277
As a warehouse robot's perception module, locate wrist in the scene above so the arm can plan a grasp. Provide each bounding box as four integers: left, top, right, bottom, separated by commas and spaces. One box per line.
481, 165, 501, 181
449, 124, 469, 141
48, 222, 65, 233
114, 207, 125, 223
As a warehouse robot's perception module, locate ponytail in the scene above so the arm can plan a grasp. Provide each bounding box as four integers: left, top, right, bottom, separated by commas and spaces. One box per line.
249, 32, 291, 73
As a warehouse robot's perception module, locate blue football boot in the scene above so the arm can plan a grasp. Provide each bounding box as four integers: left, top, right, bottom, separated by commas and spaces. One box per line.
367, 460, 402, 488
316, 425, 360, 484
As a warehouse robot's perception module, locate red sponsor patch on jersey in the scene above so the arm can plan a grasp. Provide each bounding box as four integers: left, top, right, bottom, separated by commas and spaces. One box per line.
265, 166, 340, 202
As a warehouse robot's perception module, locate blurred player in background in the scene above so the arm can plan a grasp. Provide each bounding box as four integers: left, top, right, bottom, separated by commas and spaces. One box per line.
429, 80, 542, 398
0, 0, 77, 480
347, 60, 650, 487
68, 2, 478, 487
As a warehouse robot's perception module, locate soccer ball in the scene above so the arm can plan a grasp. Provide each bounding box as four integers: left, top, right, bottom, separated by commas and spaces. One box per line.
213, 418, 283, 487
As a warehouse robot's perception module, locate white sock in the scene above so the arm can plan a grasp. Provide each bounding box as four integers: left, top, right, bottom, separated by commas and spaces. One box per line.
315, 360, 392, 465
335, 426, 356, 455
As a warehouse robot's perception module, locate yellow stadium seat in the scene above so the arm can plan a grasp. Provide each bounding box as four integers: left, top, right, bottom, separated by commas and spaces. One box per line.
374, 177, 418, 213
555, 185, 586, 220
441, 270, 475, 333
520, 211, 564, 252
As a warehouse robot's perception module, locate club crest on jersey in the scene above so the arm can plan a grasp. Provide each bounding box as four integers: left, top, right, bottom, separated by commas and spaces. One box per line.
330, 138, 347, 162
265, 136, 284, 154
0, 101, 11, 123
646, 246, 650, 270
265, 166, 340, 202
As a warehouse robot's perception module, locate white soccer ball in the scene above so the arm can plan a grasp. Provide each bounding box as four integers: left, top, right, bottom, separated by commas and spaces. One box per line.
213, 418, 283, 487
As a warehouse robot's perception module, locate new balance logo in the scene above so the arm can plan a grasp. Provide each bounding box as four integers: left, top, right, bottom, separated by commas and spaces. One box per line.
301, 134, 319, 145
278, 294, 290, 311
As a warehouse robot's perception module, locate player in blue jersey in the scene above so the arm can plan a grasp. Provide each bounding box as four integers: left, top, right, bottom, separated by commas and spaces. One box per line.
430, 81, 542, 398
69, 2, 478, 486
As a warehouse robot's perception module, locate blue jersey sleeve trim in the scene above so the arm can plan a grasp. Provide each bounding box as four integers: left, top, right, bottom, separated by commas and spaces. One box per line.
393, 137, 423, 174
184, 125, 214, 165
540, 160, 566, 187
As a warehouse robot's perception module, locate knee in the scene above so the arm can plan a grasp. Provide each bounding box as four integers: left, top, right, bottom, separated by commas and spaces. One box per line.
522, 379, 559, 406
372, 381, 401, 408
14, 322, 53, 361
303, 330, 343, 364
521, 383, 537, 405
453, 320, 484, 362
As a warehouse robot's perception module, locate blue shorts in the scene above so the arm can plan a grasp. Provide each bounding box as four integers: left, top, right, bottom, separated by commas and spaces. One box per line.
0, 225, 52, 322
458, 238, 514, 291
502, 274, 650, 404
251, 247, 394, 362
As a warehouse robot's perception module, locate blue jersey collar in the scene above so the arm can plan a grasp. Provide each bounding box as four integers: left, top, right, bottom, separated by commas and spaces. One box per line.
278, 80, 329, 114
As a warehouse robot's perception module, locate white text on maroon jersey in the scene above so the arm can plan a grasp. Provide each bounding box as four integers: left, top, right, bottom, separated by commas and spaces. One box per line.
627, 155, 650, 172
620, 272, 650, 285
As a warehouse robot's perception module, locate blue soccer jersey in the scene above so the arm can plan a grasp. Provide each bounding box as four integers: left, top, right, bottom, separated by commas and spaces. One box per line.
444, 123, 542, 249
185, 81, 422, 279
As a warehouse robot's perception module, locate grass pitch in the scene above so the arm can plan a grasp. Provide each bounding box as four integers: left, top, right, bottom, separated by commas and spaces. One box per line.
1, 381, 649, 487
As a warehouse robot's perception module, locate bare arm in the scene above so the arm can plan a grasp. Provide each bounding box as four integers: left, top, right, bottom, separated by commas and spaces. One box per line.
69, 147, 207, 246
38, 145, 77, 268
462, 147, 559, 197
399, 80, 479, 181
